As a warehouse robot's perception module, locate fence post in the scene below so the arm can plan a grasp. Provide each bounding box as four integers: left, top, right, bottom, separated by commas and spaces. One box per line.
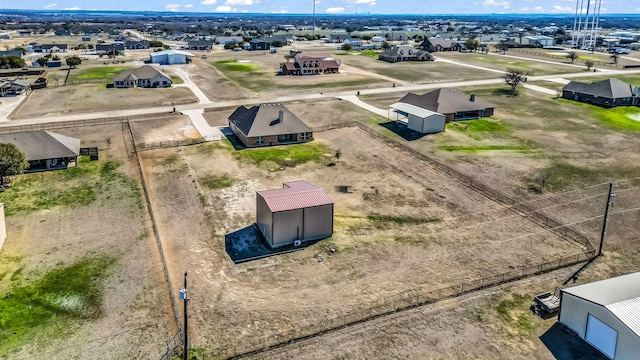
438, 288, 442, 299
502, 273, 506, 283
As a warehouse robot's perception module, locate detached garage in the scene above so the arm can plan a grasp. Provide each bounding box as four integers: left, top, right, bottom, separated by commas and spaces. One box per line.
256, 180, 334, 248
559, 272, 640, 360
389, 102, 446, 134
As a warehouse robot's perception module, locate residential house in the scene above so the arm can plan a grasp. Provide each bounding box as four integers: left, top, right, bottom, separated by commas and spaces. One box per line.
378, 45, 435, 63
0, 80, 30, 96
81, 35, 91, 42
187, 39, 213, 51
0, 130, 80, 172
420, 37, 462, 52
33, 44, 68, 53
124, 40, 150, 50
0, 33, 12, 40
96, 43, 125, 55
343, 37, 364, 46
562, 78, 639, 107
227, 103, 313, 147
280, 54, 340, 75
149, 50, 195, 65
256, 180, 334, 248
0, 50, 23, 59
16, 30, 32, 37
112, 65, 172, 88
399, 88, 495, 121
385, 32, 409, 42
263, 34, 293, 45
54, 29, 71, 36
214, 36, 243, 45
327, 34, 351, 43
249, 39, 270, 51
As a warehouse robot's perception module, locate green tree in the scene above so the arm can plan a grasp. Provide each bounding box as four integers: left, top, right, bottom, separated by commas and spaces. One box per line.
12, 47, 27, 55
504, 68, 528, 96
341, 43, 353, 53
464, 38, 480, 51
585, 60, 595, 71
0, 56, 25, 68
495, 42, 509, 54
361, 35, 372, 42
36, 57, 48, 67
382, 41, 391, 50
567, 51, 578, 63
51, 55, 61, 61
271, 40, 284, 47
149, 40, 164, 47
0, 143, 29, 185
66, 55, 82, 69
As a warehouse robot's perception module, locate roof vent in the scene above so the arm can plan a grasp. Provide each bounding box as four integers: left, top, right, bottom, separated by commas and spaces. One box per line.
470, 93, 476, 102
278, 110, 284, 123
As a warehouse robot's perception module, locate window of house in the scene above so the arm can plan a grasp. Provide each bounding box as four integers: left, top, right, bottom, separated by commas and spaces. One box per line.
301, 132, 311, 140
256, 136, 264, 145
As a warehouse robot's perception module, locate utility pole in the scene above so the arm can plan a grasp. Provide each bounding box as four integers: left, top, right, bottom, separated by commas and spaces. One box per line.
180, 271, 189, 360
598, 183, 616, 256
312, 0, 316, 37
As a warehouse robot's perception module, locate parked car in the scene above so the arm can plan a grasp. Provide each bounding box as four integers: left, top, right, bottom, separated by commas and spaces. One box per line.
616, 48, 631, 54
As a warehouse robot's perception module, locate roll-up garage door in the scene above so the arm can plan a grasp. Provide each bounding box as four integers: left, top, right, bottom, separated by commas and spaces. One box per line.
585, 314, 617, 359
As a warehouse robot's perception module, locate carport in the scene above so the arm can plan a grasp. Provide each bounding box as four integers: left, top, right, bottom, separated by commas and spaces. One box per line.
389, 102, 446, 134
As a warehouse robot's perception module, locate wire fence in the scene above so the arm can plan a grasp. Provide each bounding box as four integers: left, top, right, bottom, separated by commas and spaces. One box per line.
509, 48, 617, 68
65, 77, 113, 85
135, 138, 208, 152
207, 250, 594, 359
0, 117, 129, 133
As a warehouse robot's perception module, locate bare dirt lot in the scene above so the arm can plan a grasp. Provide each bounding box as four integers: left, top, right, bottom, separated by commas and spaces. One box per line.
435, 51, 586, 75
139, 125, 589, 356
130, 114, 203, 144
11, 84, 197, 119
0, 124, 175, 359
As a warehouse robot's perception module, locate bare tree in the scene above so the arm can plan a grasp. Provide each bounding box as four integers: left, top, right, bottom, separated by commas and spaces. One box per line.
495, 42, 509, 55
106, 136, 112, 148
504, 68, 529, 96
567, 51, 578, 63
585, 60, 595, 71
528, 172, 551, 194
49, 74, 59, 87
334, 149, 342, 163
610, 53, 619, 65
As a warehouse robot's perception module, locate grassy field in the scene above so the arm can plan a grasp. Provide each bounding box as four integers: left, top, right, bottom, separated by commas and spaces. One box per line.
170, 75, 184, 84
67, 66, 131, 80
232, 142, 330, 170
555, 99, 640, 131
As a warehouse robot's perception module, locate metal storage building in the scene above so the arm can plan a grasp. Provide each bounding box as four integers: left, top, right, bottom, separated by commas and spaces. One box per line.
256, 181, 333, 248
389, 102, 446, 134
149, 50, 195, 65
559, 272, 640, 360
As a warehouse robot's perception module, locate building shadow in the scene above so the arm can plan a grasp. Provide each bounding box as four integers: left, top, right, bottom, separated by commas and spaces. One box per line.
379, 121, 428, 141
539, 323, 608, 360
225, 224, 321, 264
224, 133, 247, 150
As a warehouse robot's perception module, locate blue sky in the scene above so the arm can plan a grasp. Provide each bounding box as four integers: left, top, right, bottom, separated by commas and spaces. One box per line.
2, 0, 640, 14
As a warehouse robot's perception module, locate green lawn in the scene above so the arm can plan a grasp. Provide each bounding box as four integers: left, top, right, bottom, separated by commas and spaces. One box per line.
170, 75, 184, 84
446, 118, 511, 140
0, 157, 141, 216
556, 99, 640, 131
201, 174, 235, 189
0, 256, 114, 355
68, 66, 131, 79
233, 142, 329, 170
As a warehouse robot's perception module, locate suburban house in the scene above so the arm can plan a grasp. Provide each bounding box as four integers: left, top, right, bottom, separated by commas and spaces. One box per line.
256, 180, 334, 248
327, 34, 351, 43
214, 36, 242, 45
54, 29, 71, 36
0, 131, 80, 172
388, 102, 446, 134
0, 80, 30, 96
562, 78, 639, 107
125, 40, 150, 50
420, 37, 462, 52
378, 45, 435, 63
228, 103, 313, 147
249, 39, 270, 51
343, 37, 364, 46
112, 65, 172, 88
33, 44, 68, 53
187, 39, 213, 51
262, 34, 293, 45
280, 54, 340, 75
0, 50, 23, 59
96, 43, 125, 55
559, 272, 640, 360
385, 32, 409, 42
398, 88, 495, 121
149, 50, 195, 65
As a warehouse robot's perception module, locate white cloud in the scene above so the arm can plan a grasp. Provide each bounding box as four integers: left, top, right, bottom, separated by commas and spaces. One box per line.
325, 7, 344, 13
64, 7, 80, 10
533, 6, 544, 11
482, 0, 510, 9
518, 7, 529, 11
201, 0, 217, 5
552, 5, 572, 12
216, 5, 236, 11
184, 4, 194, 8
224, 0, 253, 5
348, 0, 375, 4
165, 4, 181, 11
44, 3, 58, 8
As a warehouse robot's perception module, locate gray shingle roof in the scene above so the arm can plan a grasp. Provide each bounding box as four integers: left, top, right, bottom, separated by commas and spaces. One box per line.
562, 78, 635, 99
399, 88, 494, 115
0, 131, 80, 161
112, 65, 169, 82
228, 104, 311, 137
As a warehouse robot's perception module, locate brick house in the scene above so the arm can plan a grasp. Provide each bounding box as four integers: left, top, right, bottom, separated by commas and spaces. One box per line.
562, 78, 639, 107
399, 88, 495, 122
228, 103, 313, 147
280, 54, 340, 75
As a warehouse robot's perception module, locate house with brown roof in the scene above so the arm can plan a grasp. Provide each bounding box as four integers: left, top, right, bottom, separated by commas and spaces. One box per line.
280, 54, 340, 75
378, 45, 435, 63
228, 103, 313, 147
256, 180, 334, 248
112, 65, 172, 88
561, 78, 639, 107
419, 37, 462, 52
0, 131, 80, 172
399, 88, 495, 121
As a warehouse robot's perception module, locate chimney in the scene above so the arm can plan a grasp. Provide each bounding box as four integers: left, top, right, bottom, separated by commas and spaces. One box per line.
278, 110, 284, 123
470, 93, 476, 102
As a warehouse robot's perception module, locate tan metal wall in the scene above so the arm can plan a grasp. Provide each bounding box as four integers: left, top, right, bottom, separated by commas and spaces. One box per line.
560, 292, 640, 359
256, 195, 273, 244
0, 204, 5, 252
303, 205, 333, 241
272, 209, 303, 247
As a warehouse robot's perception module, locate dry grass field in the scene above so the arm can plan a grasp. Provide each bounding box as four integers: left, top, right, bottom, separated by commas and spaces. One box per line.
138, 122, 590, 356
0, 124, 175, 359
129, 114, 203, 144
435, 51, 587, 75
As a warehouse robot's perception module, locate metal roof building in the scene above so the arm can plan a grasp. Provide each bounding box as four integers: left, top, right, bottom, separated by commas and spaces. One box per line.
256, 181, 333, 248
389, 102, 446, 134
559, 272, 640, 360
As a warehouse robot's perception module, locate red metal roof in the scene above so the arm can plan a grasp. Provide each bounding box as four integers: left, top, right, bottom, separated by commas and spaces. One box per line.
258, 181, 333, 212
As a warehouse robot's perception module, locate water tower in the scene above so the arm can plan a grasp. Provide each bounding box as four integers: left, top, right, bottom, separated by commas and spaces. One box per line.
571, 0, 602, 49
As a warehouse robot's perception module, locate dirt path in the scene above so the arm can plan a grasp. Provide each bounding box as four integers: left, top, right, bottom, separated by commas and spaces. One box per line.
340, 63, 411, 86
170, 65, 213, 104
